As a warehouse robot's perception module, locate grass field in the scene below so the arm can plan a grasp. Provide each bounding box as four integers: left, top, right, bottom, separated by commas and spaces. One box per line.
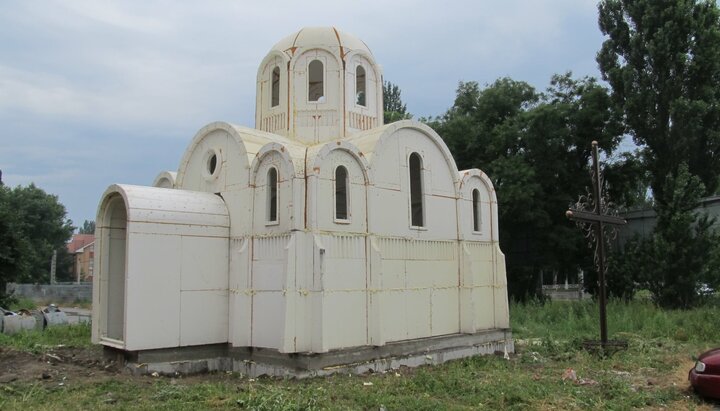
0, 300, 717, 410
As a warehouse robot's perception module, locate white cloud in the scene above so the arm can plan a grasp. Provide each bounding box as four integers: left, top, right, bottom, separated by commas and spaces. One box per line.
50, 0, 175, 33
0, 65, 98, 118
4, 169, 82, 186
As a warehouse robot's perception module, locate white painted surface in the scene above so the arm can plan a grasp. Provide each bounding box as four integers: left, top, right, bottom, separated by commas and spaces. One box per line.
94, 27, 510, 355
180, 290, 228, 346
152, 171, 177, 189
124, 232, 182, 350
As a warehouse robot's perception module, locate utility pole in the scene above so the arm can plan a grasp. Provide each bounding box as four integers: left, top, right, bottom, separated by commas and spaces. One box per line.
50, 250, 57, 284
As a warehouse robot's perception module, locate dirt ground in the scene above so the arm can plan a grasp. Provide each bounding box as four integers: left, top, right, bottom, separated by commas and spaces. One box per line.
0, 345, 240, 389
0, 346, 128, 386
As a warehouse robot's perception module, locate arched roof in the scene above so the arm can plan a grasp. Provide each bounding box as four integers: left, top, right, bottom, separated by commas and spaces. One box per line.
256, 50, 290, 83
176, 121, 466, 194
459, 169, 498, 204
345, 120, 461, 188
152, 171, 177, 189
97, 184, 229, 229
306, 140, 372, 185
249, 142, 300, 185
176, 122, 307, 186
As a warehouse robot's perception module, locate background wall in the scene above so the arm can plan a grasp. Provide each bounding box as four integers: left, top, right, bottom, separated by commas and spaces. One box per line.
7, 282, 92, 304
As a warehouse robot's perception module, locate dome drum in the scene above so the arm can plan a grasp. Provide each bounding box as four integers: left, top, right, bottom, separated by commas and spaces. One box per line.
256, 27, 383, 143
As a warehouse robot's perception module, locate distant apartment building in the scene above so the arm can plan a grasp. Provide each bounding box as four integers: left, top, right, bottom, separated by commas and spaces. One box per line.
67, 234, 94, 282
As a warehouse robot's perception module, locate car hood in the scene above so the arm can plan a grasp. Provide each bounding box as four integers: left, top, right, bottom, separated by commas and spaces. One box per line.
699, 348, 720, 364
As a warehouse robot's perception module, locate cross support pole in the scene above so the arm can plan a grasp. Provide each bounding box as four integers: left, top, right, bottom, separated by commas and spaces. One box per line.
566, 141, 626, 348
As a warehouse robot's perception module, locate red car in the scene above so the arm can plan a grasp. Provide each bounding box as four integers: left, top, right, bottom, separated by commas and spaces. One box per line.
689, 348, 720, 399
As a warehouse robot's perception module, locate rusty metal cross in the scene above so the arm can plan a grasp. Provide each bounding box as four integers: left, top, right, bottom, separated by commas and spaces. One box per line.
566, 141, 626, 348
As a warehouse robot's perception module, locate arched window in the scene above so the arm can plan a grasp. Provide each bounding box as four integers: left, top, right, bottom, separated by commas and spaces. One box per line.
472, 188, 481, 232
271, 66, 280, 107
335, 166, 349, 221
356, 65, 366, 106
267, 167, 278, 223
308, 60, 324, 102
409, 153, 424, 227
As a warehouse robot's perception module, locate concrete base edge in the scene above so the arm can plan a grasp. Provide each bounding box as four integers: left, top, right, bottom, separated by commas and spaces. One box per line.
108, 329, 513, 378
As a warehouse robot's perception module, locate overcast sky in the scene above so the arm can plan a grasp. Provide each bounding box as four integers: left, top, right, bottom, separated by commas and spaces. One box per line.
0, 0, 605, 227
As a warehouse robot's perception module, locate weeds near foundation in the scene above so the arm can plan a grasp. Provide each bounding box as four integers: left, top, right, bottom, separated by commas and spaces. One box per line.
0, 301, 715, 410
0, 323, 92, 353
511, 298, 720, 344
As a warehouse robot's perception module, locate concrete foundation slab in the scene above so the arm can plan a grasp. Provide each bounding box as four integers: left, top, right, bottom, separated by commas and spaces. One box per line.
109, 329, 513, 378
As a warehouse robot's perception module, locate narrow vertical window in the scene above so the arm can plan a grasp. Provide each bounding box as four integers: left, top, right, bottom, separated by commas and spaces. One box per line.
409, 153, 424, 227
335, 166, 349, 221
271, 66, 280, 107
267, 167, 278, 223
472, 189, 481, 232
308, 60, 324, 102
356, 65, 366, 106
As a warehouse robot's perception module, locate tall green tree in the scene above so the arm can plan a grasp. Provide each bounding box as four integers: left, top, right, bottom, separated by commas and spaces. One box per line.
0, 185, 22, 305
604, 150, 651, 210
598, 0, 720, 306
597, 0, 720, 203
648, 164, 720, 307
429, 74, 622, 299
383, 81, 412, 124
0, 184, 74, 287
612, 165, 720, 307
79, 220, 95, 235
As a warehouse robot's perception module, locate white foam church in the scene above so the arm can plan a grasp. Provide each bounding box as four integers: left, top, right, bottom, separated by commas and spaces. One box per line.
92, 27, 512, 376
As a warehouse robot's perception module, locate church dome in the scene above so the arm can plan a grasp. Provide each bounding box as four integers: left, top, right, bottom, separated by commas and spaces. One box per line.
269, 27, 374, 61
255, 27, 383, 144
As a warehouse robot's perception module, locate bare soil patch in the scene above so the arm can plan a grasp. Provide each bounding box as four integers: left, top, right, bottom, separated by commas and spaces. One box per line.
0, 346, 125, 386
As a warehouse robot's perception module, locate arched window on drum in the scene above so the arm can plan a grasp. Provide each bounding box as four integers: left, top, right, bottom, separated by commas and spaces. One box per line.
271, 66, 280, 107
355, 65, 366, 107
308, 60, 324, 102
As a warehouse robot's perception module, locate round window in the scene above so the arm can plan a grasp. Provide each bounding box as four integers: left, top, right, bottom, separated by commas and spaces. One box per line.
203, 149, 221, 180
208, 154, 217, 175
